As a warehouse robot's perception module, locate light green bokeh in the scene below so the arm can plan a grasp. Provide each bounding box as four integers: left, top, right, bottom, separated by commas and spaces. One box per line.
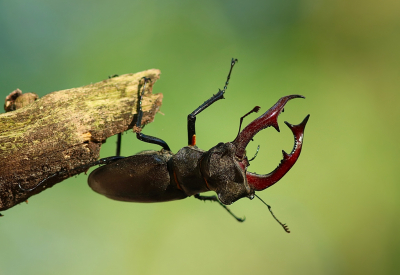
1, 0, 399, 274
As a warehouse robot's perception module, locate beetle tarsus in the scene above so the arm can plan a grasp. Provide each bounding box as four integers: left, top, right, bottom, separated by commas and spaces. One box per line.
135, 77, 151, 130
194, 194, 245, 222
222, 58, 238, 92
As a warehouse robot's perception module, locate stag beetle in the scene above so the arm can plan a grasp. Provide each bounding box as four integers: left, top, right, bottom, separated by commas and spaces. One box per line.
20, 59, 309, 232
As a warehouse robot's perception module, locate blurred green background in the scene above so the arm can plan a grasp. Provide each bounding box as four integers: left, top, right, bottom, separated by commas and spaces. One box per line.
1, 0, 399, 274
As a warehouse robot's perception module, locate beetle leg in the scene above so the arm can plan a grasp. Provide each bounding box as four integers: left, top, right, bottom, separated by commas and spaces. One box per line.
194, 194, 245, 222
134, 77, 171, 151
187, 58, 238, 146
136, 132, 171, 151
116, 133, 122, 156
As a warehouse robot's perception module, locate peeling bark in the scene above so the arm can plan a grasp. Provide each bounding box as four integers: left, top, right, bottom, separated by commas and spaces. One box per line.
0, 69, 163, 211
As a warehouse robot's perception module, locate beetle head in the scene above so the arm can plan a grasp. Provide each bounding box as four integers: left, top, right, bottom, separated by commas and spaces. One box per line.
200, 142, 253, 205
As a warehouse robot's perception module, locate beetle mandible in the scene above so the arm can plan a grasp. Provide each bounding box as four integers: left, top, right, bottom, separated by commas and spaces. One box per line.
21, 59, 309, 232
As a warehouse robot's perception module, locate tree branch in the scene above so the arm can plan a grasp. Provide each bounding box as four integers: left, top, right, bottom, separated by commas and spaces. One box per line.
0, 69, 163, 211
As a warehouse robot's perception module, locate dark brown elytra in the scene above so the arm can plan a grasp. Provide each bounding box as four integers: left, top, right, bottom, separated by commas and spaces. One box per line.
19, 59, 309, 233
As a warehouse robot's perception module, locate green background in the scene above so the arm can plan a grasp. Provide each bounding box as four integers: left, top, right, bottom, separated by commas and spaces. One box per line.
1, 1, 399, 274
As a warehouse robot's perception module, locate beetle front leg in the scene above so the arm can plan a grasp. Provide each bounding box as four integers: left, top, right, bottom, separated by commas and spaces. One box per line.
187, 58, 238, 146
194, 194, 245, 222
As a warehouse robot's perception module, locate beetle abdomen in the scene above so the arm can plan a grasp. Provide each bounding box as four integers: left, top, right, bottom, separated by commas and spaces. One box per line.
88, 152, 187, 202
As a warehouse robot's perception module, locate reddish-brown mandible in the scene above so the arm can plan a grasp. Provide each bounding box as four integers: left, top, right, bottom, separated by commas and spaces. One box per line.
232, 95, 310, 192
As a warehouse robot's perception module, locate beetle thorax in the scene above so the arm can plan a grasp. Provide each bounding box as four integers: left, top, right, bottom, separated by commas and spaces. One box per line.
171, 146, 209, 196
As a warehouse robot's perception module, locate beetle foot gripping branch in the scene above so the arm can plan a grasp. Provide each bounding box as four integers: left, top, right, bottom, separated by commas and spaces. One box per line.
232, 95, 310, 192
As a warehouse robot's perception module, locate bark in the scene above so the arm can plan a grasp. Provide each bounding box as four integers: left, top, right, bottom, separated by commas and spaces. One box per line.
0, 69, 163, 211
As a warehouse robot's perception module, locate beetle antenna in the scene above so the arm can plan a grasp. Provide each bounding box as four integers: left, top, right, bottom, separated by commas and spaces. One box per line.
248, 145, 260, 162
255, 194, 290, 233
236, 106, 261, 138
194, 194, 245, 222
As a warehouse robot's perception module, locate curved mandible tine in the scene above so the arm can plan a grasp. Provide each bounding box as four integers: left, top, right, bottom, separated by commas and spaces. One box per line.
233, 95, 305, 159
246, 115, 310, 191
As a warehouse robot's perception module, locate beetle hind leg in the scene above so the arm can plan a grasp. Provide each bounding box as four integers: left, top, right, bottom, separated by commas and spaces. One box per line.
194, 194, 245, 222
